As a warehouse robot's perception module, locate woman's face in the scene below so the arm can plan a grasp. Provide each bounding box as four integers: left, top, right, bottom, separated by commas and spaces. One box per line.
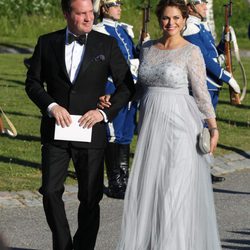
160, 6, 186, 37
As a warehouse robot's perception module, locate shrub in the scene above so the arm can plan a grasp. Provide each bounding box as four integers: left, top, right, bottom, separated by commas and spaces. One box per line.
0, 0, 61, 22
0, 0, 249, 46
213, 0, 250, 39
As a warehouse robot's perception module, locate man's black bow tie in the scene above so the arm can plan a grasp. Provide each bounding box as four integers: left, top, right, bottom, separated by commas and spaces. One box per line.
68, 33, 87, 45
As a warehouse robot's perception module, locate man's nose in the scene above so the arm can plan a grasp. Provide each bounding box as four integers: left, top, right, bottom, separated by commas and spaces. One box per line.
85, 13, 92, 21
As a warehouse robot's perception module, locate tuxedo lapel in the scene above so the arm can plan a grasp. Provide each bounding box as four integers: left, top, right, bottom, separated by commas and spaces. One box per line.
75, 31, 102, 82
50, 30, 103, 86
51, 29, 71, 85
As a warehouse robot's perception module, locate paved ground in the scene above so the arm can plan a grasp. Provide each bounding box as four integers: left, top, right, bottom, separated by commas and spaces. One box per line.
215, 169, 250, 250
0, 151, 250, 250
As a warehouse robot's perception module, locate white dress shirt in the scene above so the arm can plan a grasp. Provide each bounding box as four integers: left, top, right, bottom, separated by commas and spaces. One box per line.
65, 28, 86, 83
47, 28, 85, 113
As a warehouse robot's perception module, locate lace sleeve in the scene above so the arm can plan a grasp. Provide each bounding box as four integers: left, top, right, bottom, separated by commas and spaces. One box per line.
187, 46, 215, 119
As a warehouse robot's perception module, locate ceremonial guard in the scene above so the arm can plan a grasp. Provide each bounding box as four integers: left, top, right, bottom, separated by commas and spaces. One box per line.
183, 0, 241, 183
93, 0, 139, 199
183, 0, 240, 110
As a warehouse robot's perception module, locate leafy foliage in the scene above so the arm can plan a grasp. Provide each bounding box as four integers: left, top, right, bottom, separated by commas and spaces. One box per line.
0, 0, 61, 18
0, 0, 249, 42
213, 0, 250, 39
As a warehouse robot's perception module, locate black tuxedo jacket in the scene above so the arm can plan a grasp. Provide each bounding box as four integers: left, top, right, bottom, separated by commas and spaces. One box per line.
25, 29, 135, 148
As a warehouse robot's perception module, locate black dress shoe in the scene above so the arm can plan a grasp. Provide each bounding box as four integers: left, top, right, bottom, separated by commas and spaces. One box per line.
103, 185, 125, 200
23, 58, 31, 69
211, 174, 225, 183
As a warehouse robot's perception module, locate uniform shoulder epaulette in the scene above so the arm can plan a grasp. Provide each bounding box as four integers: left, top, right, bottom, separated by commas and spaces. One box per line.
120, 22, 135, 39
183, 23, 200, 36
92, 23, 109, 35
201, 22, 211, 32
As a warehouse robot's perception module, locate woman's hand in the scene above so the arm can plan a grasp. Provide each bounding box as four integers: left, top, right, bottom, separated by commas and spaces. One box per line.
98, 95, 111, 109
209, 128, 219, 154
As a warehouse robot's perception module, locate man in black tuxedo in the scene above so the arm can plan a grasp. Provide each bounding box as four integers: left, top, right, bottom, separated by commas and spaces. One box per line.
25, 0, 134, 249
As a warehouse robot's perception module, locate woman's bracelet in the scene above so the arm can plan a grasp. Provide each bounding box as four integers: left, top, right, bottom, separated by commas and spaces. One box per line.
209, 127, 219, 133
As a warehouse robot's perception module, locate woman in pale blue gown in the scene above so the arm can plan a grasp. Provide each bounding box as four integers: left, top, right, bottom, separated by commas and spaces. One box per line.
117, 0, 221, 250
101, 0, 221, 249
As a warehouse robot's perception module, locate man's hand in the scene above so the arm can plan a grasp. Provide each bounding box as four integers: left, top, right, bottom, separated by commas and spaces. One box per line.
228, 77, 241, 94
97, 95, 111, 109
78, 109, 103, 128
50, 105, 72, 128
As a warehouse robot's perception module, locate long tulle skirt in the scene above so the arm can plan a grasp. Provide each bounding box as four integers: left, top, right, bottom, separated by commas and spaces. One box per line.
117, 87, 221, 250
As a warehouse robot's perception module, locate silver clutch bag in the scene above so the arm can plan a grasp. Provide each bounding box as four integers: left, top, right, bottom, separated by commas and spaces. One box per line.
198, 128, 210, 154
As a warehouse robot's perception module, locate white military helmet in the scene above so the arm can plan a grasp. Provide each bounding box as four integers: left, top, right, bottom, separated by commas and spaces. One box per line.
93, 0, 122, 14
186, 0, 208, 21
100, 0, 122, 8
93, 0, 101, 14
186, 0, 208, 4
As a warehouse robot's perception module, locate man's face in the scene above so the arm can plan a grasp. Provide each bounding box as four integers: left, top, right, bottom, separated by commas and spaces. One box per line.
189, 2, 207, 19
106, 5, 122, 21
64, 0, 94, 35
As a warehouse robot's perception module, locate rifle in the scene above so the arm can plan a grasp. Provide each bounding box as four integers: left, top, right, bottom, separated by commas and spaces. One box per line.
0, 106, 17, 137
140, 0, 151, 43
224, 0, 241, 105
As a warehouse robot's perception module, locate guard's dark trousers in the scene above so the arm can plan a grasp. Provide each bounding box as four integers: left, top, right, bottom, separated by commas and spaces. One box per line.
105, 143, 130, 199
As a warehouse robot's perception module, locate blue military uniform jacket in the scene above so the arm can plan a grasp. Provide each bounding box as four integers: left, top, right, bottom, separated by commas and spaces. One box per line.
93, 18, 138, 144
183, 16, 231, 91
93, 18, 138, 95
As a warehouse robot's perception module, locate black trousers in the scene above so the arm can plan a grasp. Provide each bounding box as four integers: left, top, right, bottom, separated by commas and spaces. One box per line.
40, 143, 104, 250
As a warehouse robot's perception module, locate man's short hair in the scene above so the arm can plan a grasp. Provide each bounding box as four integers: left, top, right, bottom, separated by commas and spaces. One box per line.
61, 0, 93, 13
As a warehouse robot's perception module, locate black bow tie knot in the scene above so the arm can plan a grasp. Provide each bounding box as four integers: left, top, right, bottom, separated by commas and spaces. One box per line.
68, 33, 87, 45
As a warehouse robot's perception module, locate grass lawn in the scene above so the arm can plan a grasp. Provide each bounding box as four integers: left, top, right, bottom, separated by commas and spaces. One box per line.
0, 53, 77, 191
216, 57, 250, 154
0, 53, 249, 191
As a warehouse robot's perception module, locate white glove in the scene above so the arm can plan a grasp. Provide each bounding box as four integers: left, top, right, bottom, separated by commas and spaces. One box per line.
142, 33, 150, 44
221, 25, 232, 42
137, 31, 150, 48
1, 128, 16, 137
217, 54, 225, 66
228, 77, 241, 94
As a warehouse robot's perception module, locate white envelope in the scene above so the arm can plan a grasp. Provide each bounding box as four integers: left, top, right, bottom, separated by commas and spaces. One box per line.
54, 115, 92, 142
